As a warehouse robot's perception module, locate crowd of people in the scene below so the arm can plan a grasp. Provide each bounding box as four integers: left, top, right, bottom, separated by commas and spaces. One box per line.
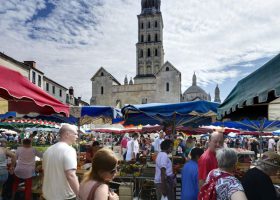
0, 125, 279, 200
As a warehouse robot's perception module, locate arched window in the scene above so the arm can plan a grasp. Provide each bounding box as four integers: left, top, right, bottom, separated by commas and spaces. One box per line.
142, 98, 148, 104
140, 49, 143, 57
101, 72, 104, 76
155, 34, 158, 42
155, 21, 158, 28
147, 66, 152, 74
116, 100, 121, 108
101, 86, 104, 95
139, 66, 144, 75
166, 67, 169, 71
148, 21, 151, 28
155, 49, 158, 56
166, 83, 169, 92
148, 34, 151, 42
141, 35, 144, 42
147, 48, 151, 57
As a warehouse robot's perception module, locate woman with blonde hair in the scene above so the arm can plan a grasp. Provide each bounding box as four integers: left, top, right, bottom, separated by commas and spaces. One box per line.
79, 148, 119, 200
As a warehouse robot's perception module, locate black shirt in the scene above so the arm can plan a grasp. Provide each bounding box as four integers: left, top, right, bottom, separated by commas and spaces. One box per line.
241, 167, 278, 200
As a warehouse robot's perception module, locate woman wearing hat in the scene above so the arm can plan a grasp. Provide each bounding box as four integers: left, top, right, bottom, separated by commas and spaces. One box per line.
241, 151, 280, 200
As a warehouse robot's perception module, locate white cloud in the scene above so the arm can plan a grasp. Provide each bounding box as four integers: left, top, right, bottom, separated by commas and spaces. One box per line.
0, 0, 280, 102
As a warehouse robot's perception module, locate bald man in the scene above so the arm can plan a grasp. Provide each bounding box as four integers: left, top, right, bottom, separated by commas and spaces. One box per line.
198, 132, 224, 188
43, 124, 79, 200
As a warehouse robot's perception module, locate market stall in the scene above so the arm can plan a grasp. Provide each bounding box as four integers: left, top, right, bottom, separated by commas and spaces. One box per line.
0, 65, 69, 116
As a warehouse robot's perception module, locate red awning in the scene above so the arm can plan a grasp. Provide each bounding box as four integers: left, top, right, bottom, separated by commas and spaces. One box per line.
0, 65, 69, 116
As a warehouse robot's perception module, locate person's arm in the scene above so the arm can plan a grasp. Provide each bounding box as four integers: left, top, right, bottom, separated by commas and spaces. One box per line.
160, 167, 168, 196
34, 148, 43, 158
131, 141, 136, 160
65, 169, 79, 195
198, 157, 208, 189
5, 148, 16, 167
95, 184, 119, 200
231, 191, 248, 200
5, 148, 16, 173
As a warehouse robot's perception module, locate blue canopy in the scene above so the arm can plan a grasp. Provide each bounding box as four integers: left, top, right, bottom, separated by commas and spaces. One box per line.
0, 112, 16, 119
70, 106, 123, 125
272, 130, 280, 136
122, 101, 219, 126
212, 119, 280, 132
0, 106, 123, 126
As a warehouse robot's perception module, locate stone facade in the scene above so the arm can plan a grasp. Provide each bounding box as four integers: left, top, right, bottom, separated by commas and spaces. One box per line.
90, 0, 181, 107
0, 52, 88, 104
90, 0, 220, 107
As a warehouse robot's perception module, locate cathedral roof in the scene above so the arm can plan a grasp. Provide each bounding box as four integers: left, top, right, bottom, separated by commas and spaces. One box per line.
90, 67, 121, 85
155, 61, 181, 76
183, 85, 207, 96
183, 72, 207, 96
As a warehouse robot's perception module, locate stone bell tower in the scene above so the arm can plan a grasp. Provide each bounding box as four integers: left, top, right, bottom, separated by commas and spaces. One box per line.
135, 0, 164, 81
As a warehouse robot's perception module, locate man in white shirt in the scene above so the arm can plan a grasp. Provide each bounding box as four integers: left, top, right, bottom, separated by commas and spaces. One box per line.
43, 124, 79, 200
268, 136, 276, 151
125, 133, 140, 161
154, 131, 165, 153
155, 139, 174, 200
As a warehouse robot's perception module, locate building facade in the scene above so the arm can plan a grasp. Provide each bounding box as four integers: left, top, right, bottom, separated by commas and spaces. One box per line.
90, 0, 181, 107
0, 52, 88, 105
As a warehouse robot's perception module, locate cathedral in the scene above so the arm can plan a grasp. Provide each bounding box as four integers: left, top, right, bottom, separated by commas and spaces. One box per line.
90, 0, 221, 108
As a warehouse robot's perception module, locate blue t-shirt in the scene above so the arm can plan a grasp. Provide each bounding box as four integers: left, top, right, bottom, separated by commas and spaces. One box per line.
181, 160, 199, 200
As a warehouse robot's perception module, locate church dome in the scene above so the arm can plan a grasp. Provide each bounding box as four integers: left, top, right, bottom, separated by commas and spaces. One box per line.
182, 73, 208, 102
184, 85, 207, 95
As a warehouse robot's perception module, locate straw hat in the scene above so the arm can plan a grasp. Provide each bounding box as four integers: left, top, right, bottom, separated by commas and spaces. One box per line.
0, 138, 7, 143
259, 151, 280, 168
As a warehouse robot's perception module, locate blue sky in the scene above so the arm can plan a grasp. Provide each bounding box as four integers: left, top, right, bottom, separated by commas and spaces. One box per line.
0, 0, 279, 103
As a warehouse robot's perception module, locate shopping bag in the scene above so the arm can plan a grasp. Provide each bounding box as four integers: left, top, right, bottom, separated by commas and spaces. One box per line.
161, 195, 168, 200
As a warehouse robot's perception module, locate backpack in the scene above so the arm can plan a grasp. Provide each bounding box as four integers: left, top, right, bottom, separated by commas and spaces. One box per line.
198, 171, 230, 200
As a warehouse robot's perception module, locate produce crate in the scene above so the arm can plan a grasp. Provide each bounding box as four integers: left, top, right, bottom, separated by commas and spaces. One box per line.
119, 182, 134, 200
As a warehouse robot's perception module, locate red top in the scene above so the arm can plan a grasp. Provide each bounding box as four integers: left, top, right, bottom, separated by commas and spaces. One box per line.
121, 137, 128, 148
198, 149, 218, 181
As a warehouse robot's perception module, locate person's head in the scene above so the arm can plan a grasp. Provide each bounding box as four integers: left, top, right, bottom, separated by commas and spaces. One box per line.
159, 131, 165, 139
124, 133, 129, 139
58, 124, 78, 145
190, 147, 204, 161
208, 132, 224, 152
0, 138, 7, 147
216, 148, 237, 172
22, 138, 32, 148
187, 136, 193, 142
160, 139, 173, 153
92, 141, 101, 152
84, 148, 118, 183
132, 132, 139, 140
257, 151, 280, 176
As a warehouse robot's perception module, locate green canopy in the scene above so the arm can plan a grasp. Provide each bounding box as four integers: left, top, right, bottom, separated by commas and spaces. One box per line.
0, 122, 55, 130
219, 54, 280, 119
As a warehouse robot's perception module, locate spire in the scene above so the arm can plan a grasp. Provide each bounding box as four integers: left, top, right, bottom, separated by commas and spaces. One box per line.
192, 72, 197, 86
129, 77, 134, 85
214, 84, 221, 103
124, 75, 128, 85
208, 93, 211, 101
141, 0, 161, 14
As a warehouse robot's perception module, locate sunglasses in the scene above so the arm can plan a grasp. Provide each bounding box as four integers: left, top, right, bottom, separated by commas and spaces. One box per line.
110, 166, 120, 174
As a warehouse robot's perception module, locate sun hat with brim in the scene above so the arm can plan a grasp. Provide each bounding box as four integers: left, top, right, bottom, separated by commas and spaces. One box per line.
259, 151, 280, 168
0, 138, 7, 142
